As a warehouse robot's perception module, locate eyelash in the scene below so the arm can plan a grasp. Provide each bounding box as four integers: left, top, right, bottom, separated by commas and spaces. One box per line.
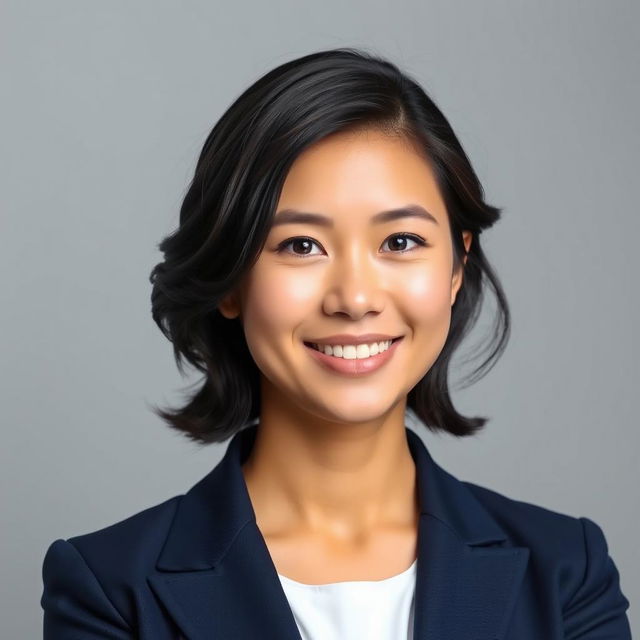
275, 233, 429, 258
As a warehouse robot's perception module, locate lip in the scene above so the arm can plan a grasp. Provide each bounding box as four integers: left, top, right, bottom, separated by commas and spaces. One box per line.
304, 336, 403, 377
304, 333, 402, 346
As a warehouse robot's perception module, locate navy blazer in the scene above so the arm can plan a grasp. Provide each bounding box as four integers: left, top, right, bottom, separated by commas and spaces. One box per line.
41, 424, 632, 639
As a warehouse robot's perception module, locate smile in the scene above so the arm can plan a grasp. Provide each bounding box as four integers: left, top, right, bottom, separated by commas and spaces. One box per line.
303, 337, 403, 376
305, 338, 400, 360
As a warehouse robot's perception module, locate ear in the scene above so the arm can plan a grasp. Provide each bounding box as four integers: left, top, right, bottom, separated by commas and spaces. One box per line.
217, 291, 242, 320
451, 231, 472, 306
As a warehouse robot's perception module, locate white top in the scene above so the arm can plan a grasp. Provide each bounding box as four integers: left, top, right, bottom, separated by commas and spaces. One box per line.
277, 558, 417, 640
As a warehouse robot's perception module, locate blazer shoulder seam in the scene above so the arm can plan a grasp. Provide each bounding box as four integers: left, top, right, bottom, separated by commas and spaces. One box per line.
65, 539, 133, 630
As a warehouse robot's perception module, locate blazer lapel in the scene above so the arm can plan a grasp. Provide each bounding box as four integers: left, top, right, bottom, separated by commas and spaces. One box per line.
148, 424, 529, 640
408, 427, 530, 639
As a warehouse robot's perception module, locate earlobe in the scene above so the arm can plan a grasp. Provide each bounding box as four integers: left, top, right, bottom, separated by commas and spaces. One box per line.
462, 230, 473, 257
217, 293, 241, 320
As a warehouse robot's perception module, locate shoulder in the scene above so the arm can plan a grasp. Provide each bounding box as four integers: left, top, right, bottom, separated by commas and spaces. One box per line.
462, 480, 583, 545
462, 480, 631, 632
41, 494, 184, 630
462, 479, 604, 568
44, 494, 183, 580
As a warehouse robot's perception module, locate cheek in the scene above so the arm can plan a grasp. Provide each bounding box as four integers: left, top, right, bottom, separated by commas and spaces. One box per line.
400, 267, 455, 376
402, 268, 453, 323
242, 269, 316, 336
239, 269, 318, 384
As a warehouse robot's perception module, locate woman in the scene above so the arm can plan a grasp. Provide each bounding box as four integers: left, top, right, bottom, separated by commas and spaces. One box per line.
40, 48, 631, 639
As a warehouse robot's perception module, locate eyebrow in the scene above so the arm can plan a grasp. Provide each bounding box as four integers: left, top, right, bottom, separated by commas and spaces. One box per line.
271, 204, 439, 228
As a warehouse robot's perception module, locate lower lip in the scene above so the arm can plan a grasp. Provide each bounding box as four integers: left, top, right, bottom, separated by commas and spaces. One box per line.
304, 338, 403, 377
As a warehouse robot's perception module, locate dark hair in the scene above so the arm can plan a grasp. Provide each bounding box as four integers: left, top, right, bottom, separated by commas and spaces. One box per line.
148, 47, 510, 444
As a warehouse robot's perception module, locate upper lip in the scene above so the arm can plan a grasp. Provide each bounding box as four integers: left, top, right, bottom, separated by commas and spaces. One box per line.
304, 333, 402, 346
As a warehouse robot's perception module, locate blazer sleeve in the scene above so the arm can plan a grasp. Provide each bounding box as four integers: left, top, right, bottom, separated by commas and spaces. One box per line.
41, 538, 133, 639
562, 517, 632, 639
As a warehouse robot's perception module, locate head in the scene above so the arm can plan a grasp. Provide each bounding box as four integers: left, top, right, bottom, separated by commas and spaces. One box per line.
149, 47, 510, 444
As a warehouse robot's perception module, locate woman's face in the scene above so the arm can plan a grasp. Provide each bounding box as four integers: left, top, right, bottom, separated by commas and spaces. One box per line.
220, 129, 471, 427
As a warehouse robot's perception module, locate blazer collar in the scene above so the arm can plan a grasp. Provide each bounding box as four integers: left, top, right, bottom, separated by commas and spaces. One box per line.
149, 424, 530, 639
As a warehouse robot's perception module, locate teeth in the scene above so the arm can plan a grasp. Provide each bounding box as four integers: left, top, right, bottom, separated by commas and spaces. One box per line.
312, 340, 393, 359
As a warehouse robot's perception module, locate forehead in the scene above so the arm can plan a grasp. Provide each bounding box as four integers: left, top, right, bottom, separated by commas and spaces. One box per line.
275, 129, 447, 224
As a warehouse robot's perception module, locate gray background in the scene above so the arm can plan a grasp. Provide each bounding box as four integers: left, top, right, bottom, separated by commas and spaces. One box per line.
2, 1, 638, 636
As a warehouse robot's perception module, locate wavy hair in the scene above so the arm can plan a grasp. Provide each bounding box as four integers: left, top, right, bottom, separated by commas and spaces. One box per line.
148, 47, 509, 444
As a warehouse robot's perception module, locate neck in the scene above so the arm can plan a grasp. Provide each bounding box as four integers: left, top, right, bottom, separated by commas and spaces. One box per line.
240, 407, 419, 546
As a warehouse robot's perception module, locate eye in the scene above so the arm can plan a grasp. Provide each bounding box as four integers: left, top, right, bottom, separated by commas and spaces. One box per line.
275, 233, 428, 259
380, 233, 428, 253
276, 237, 323, 258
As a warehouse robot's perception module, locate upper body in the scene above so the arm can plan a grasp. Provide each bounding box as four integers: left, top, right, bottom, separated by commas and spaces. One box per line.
41, 50, 633, 640
40, 423, 632, 639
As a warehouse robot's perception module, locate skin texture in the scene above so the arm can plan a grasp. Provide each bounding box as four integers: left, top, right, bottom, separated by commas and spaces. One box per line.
218, 128, 472, 583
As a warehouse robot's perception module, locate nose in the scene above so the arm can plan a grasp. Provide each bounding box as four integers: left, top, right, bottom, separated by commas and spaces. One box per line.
322, 248, 386, 320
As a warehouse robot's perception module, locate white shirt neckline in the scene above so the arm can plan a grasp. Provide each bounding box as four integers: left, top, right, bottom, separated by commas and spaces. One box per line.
277, 557, 417, 589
